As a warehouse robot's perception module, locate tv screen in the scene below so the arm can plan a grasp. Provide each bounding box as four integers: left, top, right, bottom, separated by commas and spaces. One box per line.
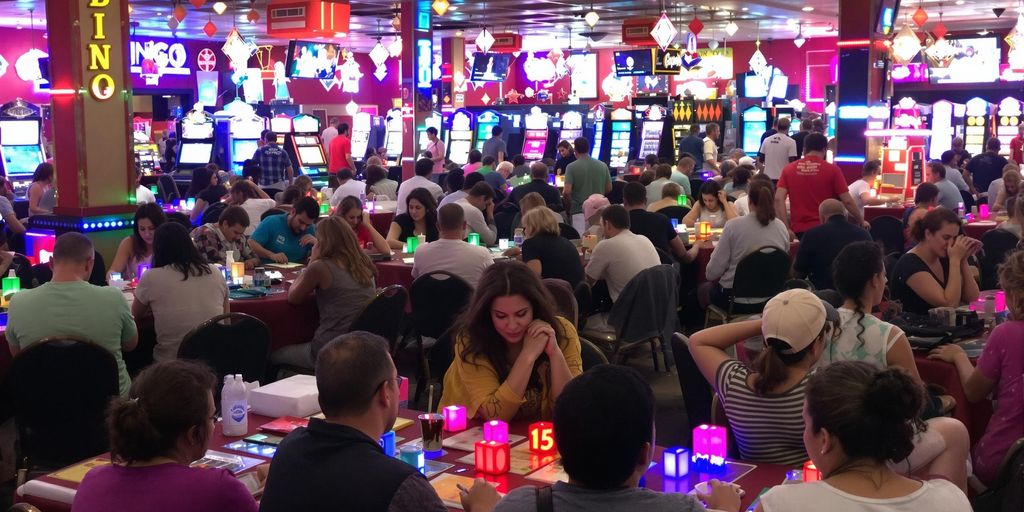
0, 120, 40, 146
929, 37, 1001, 84
614, 50, 653, 77
471, 53, 512, 82
232, 139, 259, 162
286, 40, 341, 79
2, 145, 42, 176
297, 146, 325, 166
179, 143, 213, 165
742, 70, 789, 100
876, 0, 900, 35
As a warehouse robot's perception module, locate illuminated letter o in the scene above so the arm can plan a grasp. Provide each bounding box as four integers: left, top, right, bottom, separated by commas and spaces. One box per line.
90, 74, 116, 100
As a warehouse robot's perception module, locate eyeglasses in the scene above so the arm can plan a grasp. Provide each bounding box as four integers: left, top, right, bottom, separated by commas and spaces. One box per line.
376, 375, 402, 392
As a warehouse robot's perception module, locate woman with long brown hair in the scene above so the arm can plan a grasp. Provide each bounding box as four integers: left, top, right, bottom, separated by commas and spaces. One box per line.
333, 195, 390, 256
108, 202, 167, 282
271, 216, 377, 370
439, 262, 582, 422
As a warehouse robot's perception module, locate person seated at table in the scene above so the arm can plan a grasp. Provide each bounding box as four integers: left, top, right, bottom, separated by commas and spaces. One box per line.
329, 169, 366, 207
412, 203, 493, 288
992, 168, 1021, 213
904, 182, 940, 240
585, 205, 661, 303
271, 217, 377, 371
494, 364, 741, 512
72, 360, 260, 512
732, 173, 771, 217
689, 289, 835, 465
463, 149, 484, 174
293, 174, 314, 197
927, 162, 963, 212
485, 161, 512, 197
940, 150, 972, 193
7, 233, 136, 395
188, 164, 228, 224
792, 199, 872, 291
891, 208, 981, 315
319, 175, 340, 201
623, 182, 701, 264
847, 159, 889, 216
644, 163, 675, 205
439, 262, 582, 422
511, 162, 562, 211
261, 331, 497, 512
227, 179, 276, 236
478, 156, 497, 176
511, 154, 531, 178
638, 169, 656, 187
928, 248, 1024, 488
241, 158, 261, 184
756, 362, 972, 511
276, 186, 303, 213
191, 205, 260, 269
334, 196, 391, 256
647, 182, 684, 213
109, 202, 167, 282
509, 191, 546, 233
456, 182, 499, 247
27, 162, 55, 216
364, 164, 398, 200
672, 155, 695, 196
700, 180, 790, 311
134, 223, 228, 362
723, 164, 753, 199
395, 158, 444, 215
581, 194, 611, 241
248, 196, 318, 264
682, 180, 737, 228
387, 187, 440, 251
986, 164, 1019, 208
519, 206, 584, 288
442, 169, 465, 197
440, 171, 484, 208
997, 196, 1024, 238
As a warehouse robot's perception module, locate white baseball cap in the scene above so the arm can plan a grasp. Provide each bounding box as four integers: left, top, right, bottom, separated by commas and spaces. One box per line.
760, 289, 838, 353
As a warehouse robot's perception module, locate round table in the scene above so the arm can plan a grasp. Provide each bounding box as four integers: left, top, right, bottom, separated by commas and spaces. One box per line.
864, 204, 909, 222
963, 220, 1000, 239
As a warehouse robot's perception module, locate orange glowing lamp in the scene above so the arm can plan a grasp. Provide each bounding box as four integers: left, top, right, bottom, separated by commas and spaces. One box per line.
698, 222, 712, 241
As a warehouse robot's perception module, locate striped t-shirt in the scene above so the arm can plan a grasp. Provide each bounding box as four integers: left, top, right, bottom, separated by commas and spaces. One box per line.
715, 359, 809, 465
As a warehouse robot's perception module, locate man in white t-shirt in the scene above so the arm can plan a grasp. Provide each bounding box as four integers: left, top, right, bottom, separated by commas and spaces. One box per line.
757, 117, 798, 180
412, 203, 493, 287
321, 120, 339, 160
454, 182, 497, 247
847, 159, 890, 216
585, 205, 661, 302
329, 169, 367, 206
395, 158, 444, 215
702, 123, 721, 174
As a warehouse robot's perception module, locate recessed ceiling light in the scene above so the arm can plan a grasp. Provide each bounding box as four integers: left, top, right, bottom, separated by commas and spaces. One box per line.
555, 23, 565, 30
741, 7, 749, 11
802, 6, 814, 12
955, 0, 965, 4
449, 5, 458, 10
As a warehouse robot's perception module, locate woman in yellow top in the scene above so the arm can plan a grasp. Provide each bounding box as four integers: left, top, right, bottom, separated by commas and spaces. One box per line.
440, 262, 583, 422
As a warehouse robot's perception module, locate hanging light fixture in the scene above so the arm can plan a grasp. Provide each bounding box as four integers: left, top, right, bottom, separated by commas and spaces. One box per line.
388, 36, 403, 57
212, 2, 228, 15
650, 11, 678, 50
794, 22, 806, 48
891, 22, 922, 64
173, 2, 187, 22
476, 27, 495, 53
725, 20, 738, 37
584, 3, 599, 28
431, 0, 449, 16
167, 16, 180, 30
912, 4, 929, 27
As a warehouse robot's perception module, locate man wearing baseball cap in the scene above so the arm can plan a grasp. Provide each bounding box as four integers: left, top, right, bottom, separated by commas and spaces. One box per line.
687, 289, 838, 465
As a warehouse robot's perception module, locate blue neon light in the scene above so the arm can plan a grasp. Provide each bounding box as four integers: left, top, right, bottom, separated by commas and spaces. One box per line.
416, 38, 433, 89
835, 155, 867, 163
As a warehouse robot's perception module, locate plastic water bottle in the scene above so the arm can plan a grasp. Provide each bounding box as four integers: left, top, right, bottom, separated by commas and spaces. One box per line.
513, 228, 524, 248
957, 201, 965, 218
221, 374, 248, 436
359, 192, 367, 205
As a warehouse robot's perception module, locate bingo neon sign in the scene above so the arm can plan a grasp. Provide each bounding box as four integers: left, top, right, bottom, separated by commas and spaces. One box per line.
130, 39, 191, 77
416, 38, 432, 89
85, 0, 117, 100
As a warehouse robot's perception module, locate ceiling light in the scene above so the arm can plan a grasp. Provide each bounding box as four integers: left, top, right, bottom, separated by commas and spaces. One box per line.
455, 30, 464, 37
584, 10, 600, 28
432, 0, 449, 16
725, 20, 738, 36
802, 6, 814, 12
794, 34, 806, 48
955, 0, 965, 4
978, 29, 990, 35
247, 9, 259, 23
212, 2, 228, 15
449, 5, 458, 11
650, 11, 678, 50
346, 100, 360, 116
741, 7, 748, 11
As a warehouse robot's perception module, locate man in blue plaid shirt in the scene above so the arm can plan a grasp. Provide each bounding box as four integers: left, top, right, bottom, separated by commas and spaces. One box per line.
254, 129, 293, 188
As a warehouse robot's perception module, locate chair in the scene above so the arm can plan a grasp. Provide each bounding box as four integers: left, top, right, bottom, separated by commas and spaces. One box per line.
870, 215, 906, 257
971, 437, 1024, 512
408, 272, 473, 400
783, 278, 813, 290
606, 180, 626, 204
166, 211, 192, 229
655, 205, 690, 223
573, 281, 593, 325
558, 222, 580, 241
9, 337, 118, 475
157, 174, 180, 203
199, 201, 229, 226
7, 504, 41, 512
705, 246, 791, 327
671, 333, 714, 429
88, 250, 107, 287
178, 313, 271, 398
387, 166, 403, 183
9, 253, 34, 290
580, 338, 609, 370
979, 229, 1020, 290
960, 189, 976, 212
543, 278, 578, 328
494, 210, 516, 240
261, 208, 288, 221
349, 285, 408, 352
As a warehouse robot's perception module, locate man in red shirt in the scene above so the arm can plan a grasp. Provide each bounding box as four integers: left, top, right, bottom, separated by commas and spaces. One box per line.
328, 123, 354, 174
775, 133, 866, 238
1010, 124, 1024, 166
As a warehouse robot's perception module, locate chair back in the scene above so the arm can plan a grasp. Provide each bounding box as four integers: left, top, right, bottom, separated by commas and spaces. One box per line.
971, 437, 1024, 512
261, 208, 288, 221
166, 212, 192, 229
262, 188, 283, 200
960, 189, 976, 212
655, 247, 675, 265
656, 205, 690, 222
494, 211, 516, 240
870, 215, 905, 256
573, 281, 593, 323
606, 181, 626, 204
580, 338, 609, 370
157, 174, 180, 203
730, 246, 791, 306
349, 285, 408, 351
410, 271, 473, 340
178, 313, 271, 391
10, 253, 34, 290
9, 337, 118, 470
542, 279, 578, 328
88, 250, 107, 287
558, 223, 580, 241
980, 229, 1020, 289
199, 201, 229, 226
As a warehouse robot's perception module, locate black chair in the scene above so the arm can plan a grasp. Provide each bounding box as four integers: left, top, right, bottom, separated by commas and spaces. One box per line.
178, 313, 271, 401
494, 211, 516, 240
157, 174, 180, 203
606, 181, 626, 204
705, 246, 791, 326
671, 333, 714, 429
387, 166, 404, 184
980, 229, 1020, 290
971, 437, 1024, 512
655, 247, 675, 266
655, 205, 690, 223
9, 337, 118, 475
9, 253, 34, 290
166, 211, 192, 229
261, 208, 288, 221
31, 250, 106, 287
960, 189, 976, 212
542, 278, 578, 328
870, 215, 906, 257
408, 272, 473, 400
558, 222, 580, 241
349, 285, 409, 352
262, 188, 283, 200
199, 201, 229, 226
580, 338, 609, 370
689, 178, 705, 200
573, 281, 593, 325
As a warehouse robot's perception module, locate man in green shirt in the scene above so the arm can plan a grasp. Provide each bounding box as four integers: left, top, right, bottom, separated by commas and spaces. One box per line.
7, 233, 137, 395
563, 137, 612, 234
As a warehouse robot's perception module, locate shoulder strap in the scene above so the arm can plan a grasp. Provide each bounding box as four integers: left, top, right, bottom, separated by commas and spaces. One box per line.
534, 485, 554, 512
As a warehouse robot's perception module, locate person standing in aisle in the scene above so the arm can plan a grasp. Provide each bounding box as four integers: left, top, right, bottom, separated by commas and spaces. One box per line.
758, 117, 798, 182
254, 130, 293, 189
329, 123, 355, 175
321, 119, 340, 160
481, 126, 507, 163
424, 127, 447, 184
563, 137, 612, 234
703, 123, 721, 175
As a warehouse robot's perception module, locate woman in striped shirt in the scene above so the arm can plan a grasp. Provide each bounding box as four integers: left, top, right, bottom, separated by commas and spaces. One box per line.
689, 289, 837, 465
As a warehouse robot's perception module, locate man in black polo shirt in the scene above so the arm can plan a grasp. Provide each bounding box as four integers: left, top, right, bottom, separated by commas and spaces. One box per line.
259, 331, 498, 512
793, 199, 873, 290
512, 162, 563, 211
622, 182, 700, 263
966, 137, 1009, 194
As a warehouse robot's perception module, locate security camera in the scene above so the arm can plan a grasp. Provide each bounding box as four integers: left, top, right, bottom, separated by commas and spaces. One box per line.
994, 8, 1006, 17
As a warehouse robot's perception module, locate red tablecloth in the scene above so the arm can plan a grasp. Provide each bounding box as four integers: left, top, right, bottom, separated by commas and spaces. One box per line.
16, 410, 791, 512
375, 259, 414, 291
370, 211, 395, 235
915, 354, 992, 443
694, 241, 800, 285
963, 220, 1000, 239
864, 205, 909, 222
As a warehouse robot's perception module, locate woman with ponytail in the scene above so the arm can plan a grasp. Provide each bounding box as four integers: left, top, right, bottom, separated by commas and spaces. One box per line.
690, 289, 835, 465
757, 362, 972, 511
700, 179, 790, 312
73, 361, 259, 512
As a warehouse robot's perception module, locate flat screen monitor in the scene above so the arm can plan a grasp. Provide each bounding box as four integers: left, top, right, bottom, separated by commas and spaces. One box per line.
929, 37, 1000, 84
1, 145, 42, 176
470, 53, 512, 82
292, 116, 320, 133
742, 71, 789, 100
297, 146, 325, 166
270, 117, 292, 133
0, 120, 39, 146
286, 40, 341, 79
179, 143, 213, 165
614, 50, 653, 77
232, 139, 259, 162
876, 0, 900, 35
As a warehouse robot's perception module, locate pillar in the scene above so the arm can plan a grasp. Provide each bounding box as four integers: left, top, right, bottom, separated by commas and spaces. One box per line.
441, 36, 466, 113
399, 1, 433, 180
835, 0, 886, 182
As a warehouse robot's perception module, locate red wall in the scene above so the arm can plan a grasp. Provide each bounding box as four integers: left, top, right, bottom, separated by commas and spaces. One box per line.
0, 28, 52, 106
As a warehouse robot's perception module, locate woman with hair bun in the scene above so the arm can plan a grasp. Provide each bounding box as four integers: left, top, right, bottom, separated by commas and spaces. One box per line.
72, 360, 259, 512
757, 362, 972, 511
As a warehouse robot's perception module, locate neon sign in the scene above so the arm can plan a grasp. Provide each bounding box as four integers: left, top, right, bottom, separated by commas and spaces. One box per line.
129, 39, 190, 77
416, 38, 432, 89
86, 0, 116, 101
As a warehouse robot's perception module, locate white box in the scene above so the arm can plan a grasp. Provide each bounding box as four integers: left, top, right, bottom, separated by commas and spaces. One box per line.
249, 374, 320, 418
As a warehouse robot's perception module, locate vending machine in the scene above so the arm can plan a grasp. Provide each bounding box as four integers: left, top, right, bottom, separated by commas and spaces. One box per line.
993, 97, 1022, 158
175, 107, 216, 171
963, 97, 991, 156
607, 108, 633, 171
520, 107, 550, 161
288, 113, 329, 187
558, 111, 584, 144
447, 109, 474, 165
638, 104, 667, 160
383, 107, 403, 164
0, 99, 45, 198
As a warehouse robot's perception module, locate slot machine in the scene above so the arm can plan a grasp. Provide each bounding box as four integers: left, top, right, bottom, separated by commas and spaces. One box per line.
447, 109, 474, 166
670, 99, 690, 159
473, 110, 502, 153
133, 116, 161, 176
227, 113, 266, 174
607, 108, 633, 172
993, 97, 1022, 158
588, 105, 606, 162
928, 100, 961, 161
175, 107, 216, 171
270, 115, 293, 147
383, 107, 404, 165
419, 112, 443, 153
558, 111, 584, 146
0, 99, 45, 198
288, 113, 329, 187
739, 106, 768, 156
963, 97, 991, 156
638, 104, 667, 160
350, 112, 383, 163
520, 107, 550, 161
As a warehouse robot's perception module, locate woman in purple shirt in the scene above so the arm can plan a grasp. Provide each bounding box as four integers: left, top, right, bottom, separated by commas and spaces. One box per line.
73, 361, 259, 512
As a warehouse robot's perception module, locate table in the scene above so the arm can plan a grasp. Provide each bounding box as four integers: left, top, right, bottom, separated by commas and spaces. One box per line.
963, 220, 1000, 239
376, 258, 414, 292
915, 354, 992, 444
864, 205, 909, 222
16, 409, 791, 511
